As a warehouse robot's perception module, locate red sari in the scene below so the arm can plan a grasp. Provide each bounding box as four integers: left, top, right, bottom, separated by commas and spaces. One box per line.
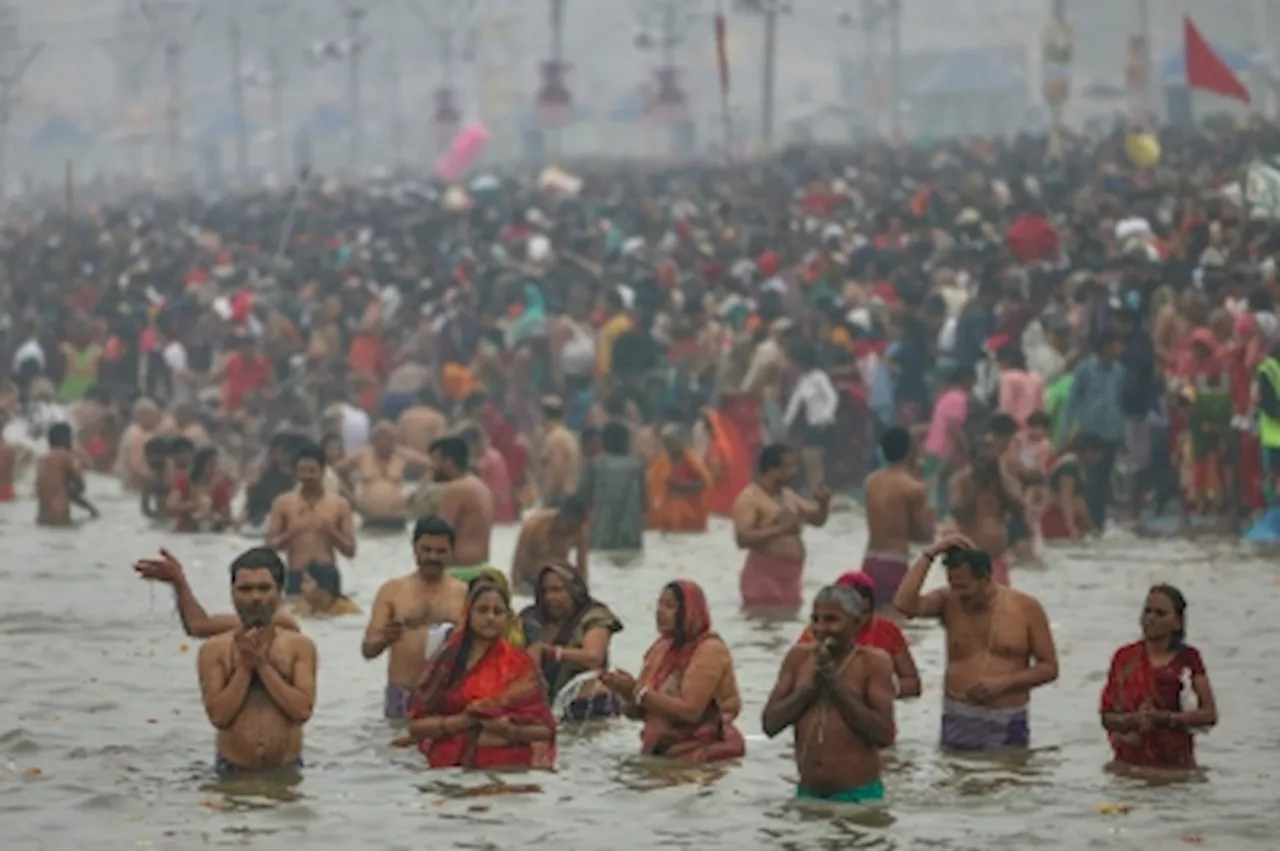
1099, 641, 1205, 769
410, 629, 557, 770
704, 410, 751, 517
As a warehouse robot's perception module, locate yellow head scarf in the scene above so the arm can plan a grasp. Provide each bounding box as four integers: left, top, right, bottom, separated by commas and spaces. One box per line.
471, 567, 527, 647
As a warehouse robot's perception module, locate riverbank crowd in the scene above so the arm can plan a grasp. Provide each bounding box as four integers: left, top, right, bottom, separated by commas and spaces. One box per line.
6, 117, 1265, 799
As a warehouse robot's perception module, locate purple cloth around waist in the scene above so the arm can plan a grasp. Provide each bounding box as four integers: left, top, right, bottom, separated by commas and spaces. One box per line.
385, 682, 413, 719
861, 551, 909, 608
940, 697, 1029, 752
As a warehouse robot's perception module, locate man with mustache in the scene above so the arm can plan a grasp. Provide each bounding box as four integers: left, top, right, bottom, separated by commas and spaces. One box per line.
362, 516, 469, 718
195, 547, 316, 776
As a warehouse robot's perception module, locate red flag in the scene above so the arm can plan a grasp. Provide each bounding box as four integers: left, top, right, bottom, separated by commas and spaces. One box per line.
1184, 16, 1250, 103
714, 9, 730, 97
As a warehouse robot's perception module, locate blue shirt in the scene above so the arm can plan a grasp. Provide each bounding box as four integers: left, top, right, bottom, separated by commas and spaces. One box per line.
1065, 355, 1126, 443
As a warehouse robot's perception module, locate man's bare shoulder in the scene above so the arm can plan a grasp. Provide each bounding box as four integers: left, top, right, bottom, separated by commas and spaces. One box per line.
731, 484, 758, 510
782, 642, 812, 669
272, 490, 299, 510
855, 644, 894, 674
275, 629, 316, 654
200, 631, 235, 656
1007, 587, 1046, 615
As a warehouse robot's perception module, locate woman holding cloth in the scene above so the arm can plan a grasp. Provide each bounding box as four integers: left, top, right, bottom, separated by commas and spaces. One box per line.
404, 580, 556, 770
601, 580, 746, 764
520, 561, 624, 721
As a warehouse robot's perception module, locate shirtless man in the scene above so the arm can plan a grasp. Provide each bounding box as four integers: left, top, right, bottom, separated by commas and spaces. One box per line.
117, 398, 163, 490
266, 443, 357, 596
395, 387, 447, 456
36, 422, 98, 526
510, 495, 589, 594
173, 404, 211, 447
362, 515, 468, 718
335, 421, 433, 529
763, 584, 895, 804
135, 548, 300, 636
429, 435, 495, 584
732, 443, 831, 612
140, 436, 171, 519
196, 547, 316, 775
539, 396, 582, 508
862, 426, 934, 609
892, 534, 1058, 752
947, 435, 1024, 587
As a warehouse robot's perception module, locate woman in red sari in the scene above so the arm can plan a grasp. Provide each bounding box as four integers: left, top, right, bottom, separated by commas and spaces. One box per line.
1099, 585, 1218, 770
405, 580, 557, 770
600, 580, 746, 764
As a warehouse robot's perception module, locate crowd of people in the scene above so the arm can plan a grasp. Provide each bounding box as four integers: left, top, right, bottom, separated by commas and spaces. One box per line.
2, 114, 1265, 801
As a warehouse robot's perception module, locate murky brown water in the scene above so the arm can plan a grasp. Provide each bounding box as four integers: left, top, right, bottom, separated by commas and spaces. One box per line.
2, 478, 1277, 851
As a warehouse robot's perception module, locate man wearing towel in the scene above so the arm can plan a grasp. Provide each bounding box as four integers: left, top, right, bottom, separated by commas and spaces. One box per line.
893, 534, 1057, 752
732, 443, 830, 613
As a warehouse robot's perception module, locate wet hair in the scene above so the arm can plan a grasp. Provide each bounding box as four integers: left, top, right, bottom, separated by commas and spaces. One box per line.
269, 432, 296, 453
602, 421, 631, 455
169, 436, 196, 455
948, 364, 975, 386
541, 397, 565, 419
996, 346, 1026, 369
144, 436, 171, 457
942, 547, 993, 579
758, 443, 792, 475
190, 446, 218, 482
229, 546, 286, 588
814, 584, 867, 617
48, 422, 73, 449
458, 426, 483, 448
429, 436, 469, 470
1150, 583, 1188, 649
989, 414, 1018, 439
1027, 411, 1052, 430
1079, 432, 1108, 454
557, 494, 588, 522
305, 561, 348, 600
880, 426, 911, 463
294, 443, 327, 469
412, 514, 456, 546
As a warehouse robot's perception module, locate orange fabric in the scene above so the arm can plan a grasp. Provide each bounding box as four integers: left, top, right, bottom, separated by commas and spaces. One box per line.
704, 410, 751, 517
645, 449, 712, 532
441, 363, 480, 401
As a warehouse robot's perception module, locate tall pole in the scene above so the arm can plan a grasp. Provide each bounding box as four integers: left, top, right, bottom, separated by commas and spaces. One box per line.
228, 0, 249, 183
760, 3, 776, 153
344, 5, 365, 176
1135, 0, 1152, 125
549, 0, 565, 158
141, 1, 204, 184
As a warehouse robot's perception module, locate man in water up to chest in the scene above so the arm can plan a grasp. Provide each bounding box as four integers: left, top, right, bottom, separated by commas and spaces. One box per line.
196, 548, 317, 776
893, 534, 1058, 752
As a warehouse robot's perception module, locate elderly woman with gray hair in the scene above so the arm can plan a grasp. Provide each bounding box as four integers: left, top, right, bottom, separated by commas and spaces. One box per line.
763, 582, 896, 805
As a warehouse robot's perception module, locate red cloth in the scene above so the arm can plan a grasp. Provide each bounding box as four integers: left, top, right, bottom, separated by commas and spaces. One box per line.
410, 587, 557, 770
739, 551, 804, 609
221, 352, 272, 412
1185, 17, 1250, 103
1004, 213, 1060, 265
1099, 641, 1205, 768
170, 473, 233, 532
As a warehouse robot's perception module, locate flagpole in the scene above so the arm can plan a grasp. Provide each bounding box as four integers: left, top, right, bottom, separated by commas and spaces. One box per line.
1135, 0, 1153, 126
715, 1, 733, 162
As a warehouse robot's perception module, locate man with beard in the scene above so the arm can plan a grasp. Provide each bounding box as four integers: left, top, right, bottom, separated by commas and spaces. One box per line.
762, 583, 895, 804
196, 547, 316, 776
362, 516, 468, 718
946, 434, 1023, 586
429, 435, 495, 583
266, 443, 357, 595
893, 534, 1057, 753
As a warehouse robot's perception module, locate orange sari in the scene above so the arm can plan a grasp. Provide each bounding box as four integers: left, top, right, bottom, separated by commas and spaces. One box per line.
645, 450, 712, 532
704, 410, 751, 517
638, 580, 745, 763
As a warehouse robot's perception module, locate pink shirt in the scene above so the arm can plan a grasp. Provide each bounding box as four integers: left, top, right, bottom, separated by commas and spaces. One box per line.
997, 369, 1044, 427
924, 388, 969, 459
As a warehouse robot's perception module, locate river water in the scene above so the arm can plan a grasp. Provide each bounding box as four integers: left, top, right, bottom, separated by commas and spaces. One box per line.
2, 479, 1276, 851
